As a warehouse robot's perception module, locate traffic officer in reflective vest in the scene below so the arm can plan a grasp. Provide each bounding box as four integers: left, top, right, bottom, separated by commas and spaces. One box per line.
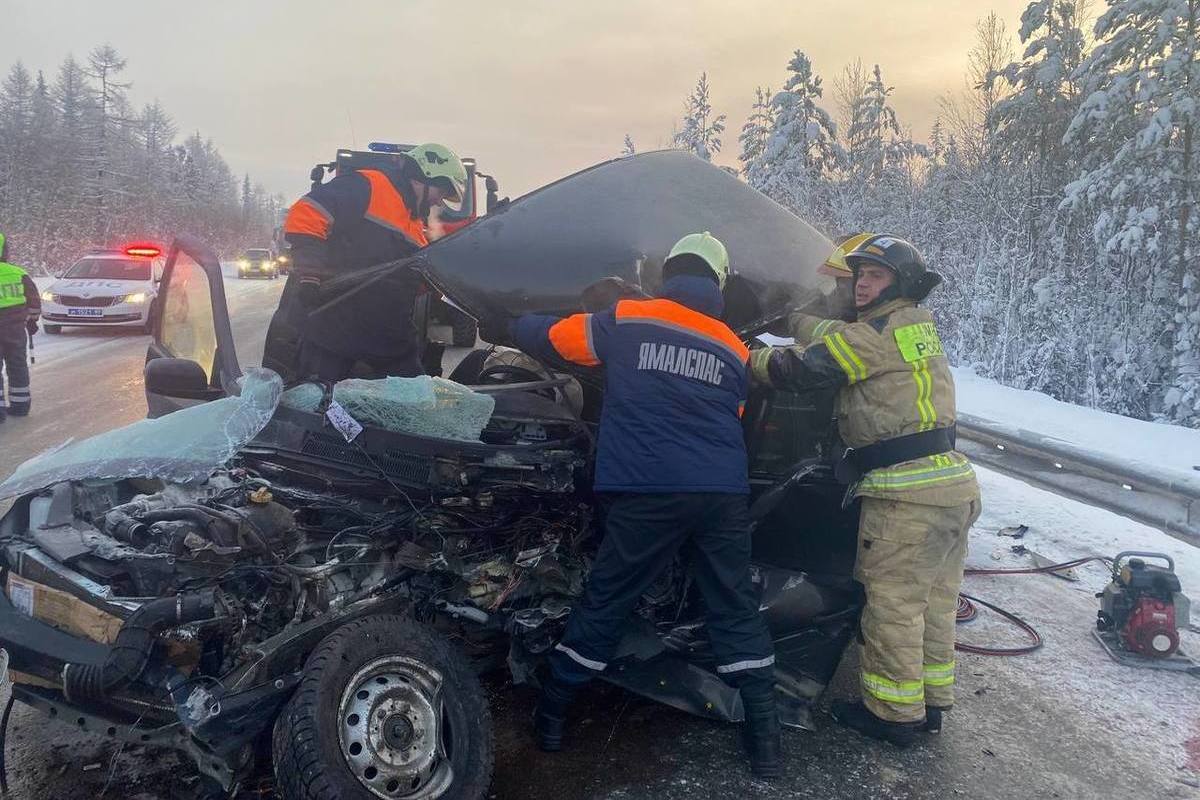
511, 233, 781, 778
0, 232, 40, 423
263, 143, 467, 382
751, 234, 981, 746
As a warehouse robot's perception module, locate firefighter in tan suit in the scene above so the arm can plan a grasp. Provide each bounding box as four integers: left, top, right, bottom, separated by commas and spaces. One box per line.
751, 234, 981, 746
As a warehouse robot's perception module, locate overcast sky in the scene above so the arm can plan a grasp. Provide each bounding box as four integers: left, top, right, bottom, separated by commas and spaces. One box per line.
6, 0, 1033, 201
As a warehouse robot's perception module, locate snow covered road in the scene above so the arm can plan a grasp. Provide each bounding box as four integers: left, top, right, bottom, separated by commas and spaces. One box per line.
1, 272, 284, 472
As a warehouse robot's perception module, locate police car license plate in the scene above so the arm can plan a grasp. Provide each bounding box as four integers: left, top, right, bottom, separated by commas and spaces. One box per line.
67, 308, 103, 317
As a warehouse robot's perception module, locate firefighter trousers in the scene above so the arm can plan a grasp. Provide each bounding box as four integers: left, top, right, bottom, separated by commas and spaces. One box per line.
549, 492, 776, 691
0, 318, 30, 415
854, 496, 981, 722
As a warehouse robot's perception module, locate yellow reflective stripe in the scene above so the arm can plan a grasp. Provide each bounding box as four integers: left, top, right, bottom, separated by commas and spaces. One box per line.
866, 454, 971, 478
862, 673, 925, 705
838, 333, 868, 381
813, 318, 837, 338
911, 359, 936, 432
923, 661, 955, 687
824, 334, 859, 383
824, 332, 867, 384
859, 459, 975, 492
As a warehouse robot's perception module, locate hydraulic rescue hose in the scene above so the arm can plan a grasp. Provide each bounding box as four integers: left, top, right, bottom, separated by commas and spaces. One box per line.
953, 556, 1113, 657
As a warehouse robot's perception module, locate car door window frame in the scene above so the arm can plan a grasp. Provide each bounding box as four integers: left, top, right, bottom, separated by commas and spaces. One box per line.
157, 235, 242, 394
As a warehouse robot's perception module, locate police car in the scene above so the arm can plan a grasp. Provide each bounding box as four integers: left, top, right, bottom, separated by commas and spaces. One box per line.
40, 245, 165, 334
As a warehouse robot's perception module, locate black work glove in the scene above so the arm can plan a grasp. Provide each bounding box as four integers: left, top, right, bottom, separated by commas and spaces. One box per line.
297, 277, 322, 309
25, 318, 38, 336
478, 315, 513, 346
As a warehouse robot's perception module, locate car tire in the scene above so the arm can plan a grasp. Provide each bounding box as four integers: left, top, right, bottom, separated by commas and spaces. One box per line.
451, 314, 479, 348
272, 614, 493, 800
43, 324, 62, 334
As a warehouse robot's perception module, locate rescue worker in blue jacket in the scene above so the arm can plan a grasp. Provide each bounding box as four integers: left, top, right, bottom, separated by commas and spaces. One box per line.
263, 143, 467, 382
511, 233, 781, 778
0, 232, 40, 423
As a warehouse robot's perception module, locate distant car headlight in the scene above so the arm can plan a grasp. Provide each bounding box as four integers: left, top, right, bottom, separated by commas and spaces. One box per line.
41, 291, 53, 302
237, 259, 250, 268
277, 255, 289, 264
122, 292, 148, 304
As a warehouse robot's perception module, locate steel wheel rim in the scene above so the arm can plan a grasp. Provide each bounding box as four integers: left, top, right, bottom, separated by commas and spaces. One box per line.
337, 655, 455, 799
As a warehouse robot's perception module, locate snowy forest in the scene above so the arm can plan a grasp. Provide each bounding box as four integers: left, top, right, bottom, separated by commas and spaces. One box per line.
0, 45, 282, 274
660, 0, 1198, 428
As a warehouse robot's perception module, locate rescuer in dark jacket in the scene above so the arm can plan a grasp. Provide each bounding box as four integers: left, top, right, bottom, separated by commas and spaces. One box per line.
0, 232, 41, 422
512, 233, 781, 779
262, 143, 467, 382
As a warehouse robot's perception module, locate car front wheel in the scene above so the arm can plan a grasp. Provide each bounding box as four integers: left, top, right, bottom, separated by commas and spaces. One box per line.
273, 615, 493, 800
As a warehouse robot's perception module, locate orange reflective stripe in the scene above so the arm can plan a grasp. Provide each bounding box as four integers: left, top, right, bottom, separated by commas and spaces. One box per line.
615, 299, 749, 364
548, 314, 600, 366
284, 198, 333, 239
358, 169, 428, 247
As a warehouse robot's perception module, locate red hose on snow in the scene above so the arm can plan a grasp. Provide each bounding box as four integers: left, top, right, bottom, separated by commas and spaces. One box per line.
953, 556, 1111, 656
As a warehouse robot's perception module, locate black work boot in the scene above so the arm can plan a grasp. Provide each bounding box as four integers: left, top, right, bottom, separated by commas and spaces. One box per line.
740, 686, 782, 779
829, 700, 923, 747
922, 705, 949, 734
8, 401, 28, 417
0, 406, 6, 424
533, 679, 576, 752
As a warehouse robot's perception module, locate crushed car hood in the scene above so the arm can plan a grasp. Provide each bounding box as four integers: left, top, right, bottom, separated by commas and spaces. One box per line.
320, 150, 834, 333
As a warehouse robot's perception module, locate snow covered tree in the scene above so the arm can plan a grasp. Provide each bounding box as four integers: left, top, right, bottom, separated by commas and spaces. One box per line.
843, 65, 920, 183
82, 44, 133, 241
990, 2, 1086, 207
620, 133, 636, 157
1062, 0, 1199, 423
0, 47, 275, 270
753, 51, 842, 220
966, 3, 1092, 399
0, 63, 36, 227
673, 73, 726, 161
737, 86, 774, 177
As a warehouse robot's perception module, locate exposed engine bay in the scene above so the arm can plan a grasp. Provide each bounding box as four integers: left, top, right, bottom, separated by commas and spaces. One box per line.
3, 458, 593, 677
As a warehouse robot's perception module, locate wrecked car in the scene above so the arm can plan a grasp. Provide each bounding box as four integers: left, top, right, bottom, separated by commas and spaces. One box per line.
0, 151, 861, 799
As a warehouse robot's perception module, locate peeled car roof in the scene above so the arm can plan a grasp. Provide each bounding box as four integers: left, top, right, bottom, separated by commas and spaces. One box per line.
316, 150, 834, 335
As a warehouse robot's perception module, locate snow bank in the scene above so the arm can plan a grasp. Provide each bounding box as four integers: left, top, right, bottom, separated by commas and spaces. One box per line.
954, 367, 1200, 482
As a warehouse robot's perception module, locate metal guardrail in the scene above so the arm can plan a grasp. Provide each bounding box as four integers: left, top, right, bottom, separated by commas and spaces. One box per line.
956, 413, 1200, 546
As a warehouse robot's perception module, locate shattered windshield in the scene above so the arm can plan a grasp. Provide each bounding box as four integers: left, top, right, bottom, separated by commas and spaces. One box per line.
0, 369, 282, 500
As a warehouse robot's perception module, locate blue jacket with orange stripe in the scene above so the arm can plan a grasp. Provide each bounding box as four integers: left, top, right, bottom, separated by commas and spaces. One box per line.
264, 166, 430, 377
513, 275, 750, 494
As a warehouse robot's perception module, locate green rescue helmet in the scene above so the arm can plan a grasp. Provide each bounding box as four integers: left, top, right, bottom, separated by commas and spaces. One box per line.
402, 143, 468, 202
665, 231, 730, 289
844, 234, 942, 301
